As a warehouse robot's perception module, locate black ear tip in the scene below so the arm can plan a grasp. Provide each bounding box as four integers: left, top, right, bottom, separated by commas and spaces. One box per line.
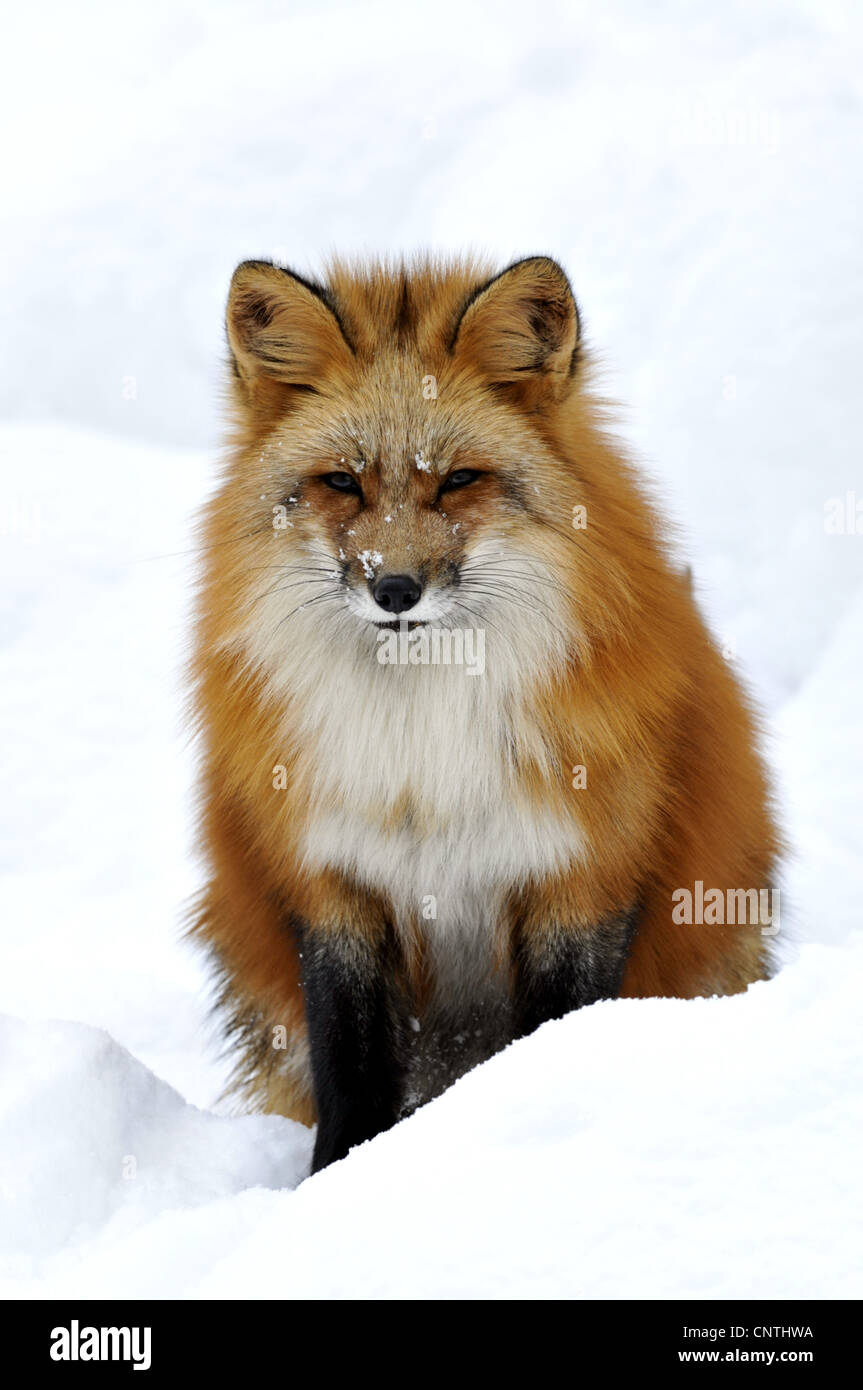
510, 256, 578, 318
230, 258, 276, 283
518, 256, 580, 343
508, 253, 572, 284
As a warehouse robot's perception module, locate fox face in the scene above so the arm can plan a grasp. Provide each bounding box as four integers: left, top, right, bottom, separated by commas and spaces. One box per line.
215, 256, 591, 682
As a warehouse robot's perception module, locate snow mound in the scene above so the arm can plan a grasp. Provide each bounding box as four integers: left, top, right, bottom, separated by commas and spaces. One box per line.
0, 1016, 311, 1296
3, 937, 861, 1300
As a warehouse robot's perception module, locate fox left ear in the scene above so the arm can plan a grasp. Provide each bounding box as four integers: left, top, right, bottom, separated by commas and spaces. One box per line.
226, 260, 353, 389
451, 257, 580, 405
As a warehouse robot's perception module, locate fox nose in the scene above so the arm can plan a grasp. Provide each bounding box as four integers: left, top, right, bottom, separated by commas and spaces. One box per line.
373, 573, 422, 615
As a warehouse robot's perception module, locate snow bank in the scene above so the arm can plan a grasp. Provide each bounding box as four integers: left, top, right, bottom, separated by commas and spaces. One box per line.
0, 1015, 310, 1298
2, 937, 860, 1300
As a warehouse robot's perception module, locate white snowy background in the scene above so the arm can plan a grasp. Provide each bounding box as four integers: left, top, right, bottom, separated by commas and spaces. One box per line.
1, 0, 861, 1298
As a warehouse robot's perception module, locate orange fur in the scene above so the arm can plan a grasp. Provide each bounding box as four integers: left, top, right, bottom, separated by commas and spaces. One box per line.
188, 253, 781, 1124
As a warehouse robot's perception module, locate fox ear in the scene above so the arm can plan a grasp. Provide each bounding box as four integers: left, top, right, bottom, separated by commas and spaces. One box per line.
451, 257, 579, 405
226, 260, 353, 389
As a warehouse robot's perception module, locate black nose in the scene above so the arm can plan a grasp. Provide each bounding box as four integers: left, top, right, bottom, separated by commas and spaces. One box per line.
373, 573, 422, 614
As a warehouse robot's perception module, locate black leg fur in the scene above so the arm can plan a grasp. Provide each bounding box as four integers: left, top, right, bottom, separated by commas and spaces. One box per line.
513, 909, 638, 1039
298, 922, 406, 1173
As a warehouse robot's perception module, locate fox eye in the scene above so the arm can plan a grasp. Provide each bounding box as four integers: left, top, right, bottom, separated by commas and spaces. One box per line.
321, 471, 362, 496
440, 468, 481, 493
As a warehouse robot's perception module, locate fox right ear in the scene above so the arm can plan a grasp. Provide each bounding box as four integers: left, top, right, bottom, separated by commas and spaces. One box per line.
226, 261, 353, 389
450, 256, 579, 407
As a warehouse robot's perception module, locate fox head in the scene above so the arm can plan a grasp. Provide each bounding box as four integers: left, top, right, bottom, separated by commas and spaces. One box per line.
207, 254, 664, 692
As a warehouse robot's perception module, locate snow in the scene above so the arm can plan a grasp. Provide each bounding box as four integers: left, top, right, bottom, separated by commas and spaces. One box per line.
357, 548, 384, 579
2, 941, 861, 1299
1, 0, 862, 1299
0, 1016, 311, 1296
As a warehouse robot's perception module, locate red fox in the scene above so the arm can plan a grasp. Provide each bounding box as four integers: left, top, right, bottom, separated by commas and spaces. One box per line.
189, 254, 781, 1173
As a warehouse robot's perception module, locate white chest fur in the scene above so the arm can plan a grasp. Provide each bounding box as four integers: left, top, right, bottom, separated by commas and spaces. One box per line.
232, 546, 584, 952
292, 632, 582, 928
